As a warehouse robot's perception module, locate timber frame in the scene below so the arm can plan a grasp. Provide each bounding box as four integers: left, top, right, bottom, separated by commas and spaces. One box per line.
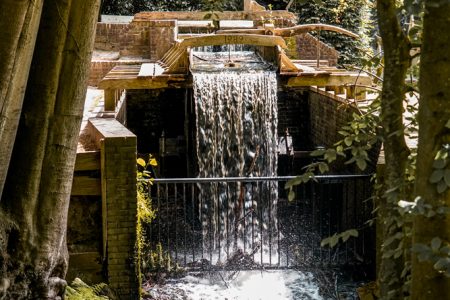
97, 15, 372, 110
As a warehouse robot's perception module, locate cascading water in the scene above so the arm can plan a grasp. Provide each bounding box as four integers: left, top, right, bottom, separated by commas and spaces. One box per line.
192, 50, 279, 264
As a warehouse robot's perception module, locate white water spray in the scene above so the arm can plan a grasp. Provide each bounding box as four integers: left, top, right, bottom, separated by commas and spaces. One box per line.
193, 65, 279, 264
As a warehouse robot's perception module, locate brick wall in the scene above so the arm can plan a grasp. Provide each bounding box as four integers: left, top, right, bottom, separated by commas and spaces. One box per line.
295, 34, 339, 66
277, 88, 311, 150
88, 118, 139, 299
308, 90, 354, 148
94, 20, 176, 59
308, 89, 380, 173
95, 23, 129, 51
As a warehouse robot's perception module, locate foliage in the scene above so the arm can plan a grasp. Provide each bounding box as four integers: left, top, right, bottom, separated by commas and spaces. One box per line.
289, 0, 371, 64
321, 229, 359, 248
101, 0, 242, 15
136, 155, 157, 283
65, 278, 110, 300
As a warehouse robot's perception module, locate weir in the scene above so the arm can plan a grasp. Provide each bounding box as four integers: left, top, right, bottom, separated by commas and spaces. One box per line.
192, 52, 278, 264
70, 3, 380, 297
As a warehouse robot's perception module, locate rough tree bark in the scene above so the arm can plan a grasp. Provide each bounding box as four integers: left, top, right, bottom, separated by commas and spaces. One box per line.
0, 0, 44, 200
412, 0, 450, 298
0, 0, 100, 299
376, 0, 411, 298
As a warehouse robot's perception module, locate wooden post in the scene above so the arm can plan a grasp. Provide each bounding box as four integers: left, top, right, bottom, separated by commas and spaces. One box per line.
104, 89, 115, 111
244, 0, 252, 11
346, 86, 355, 99
355, 87, 366, 100
334, 86, 346, 95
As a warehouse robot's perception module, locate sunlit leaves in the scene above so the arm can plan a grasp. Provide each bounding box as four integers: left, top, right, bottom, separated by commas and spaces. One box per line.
321, 229, 359, 248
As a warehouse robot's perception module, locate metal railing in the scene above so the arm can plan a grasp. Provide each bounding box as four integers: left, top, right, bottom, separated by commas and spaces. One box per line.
147, 175, 374, 271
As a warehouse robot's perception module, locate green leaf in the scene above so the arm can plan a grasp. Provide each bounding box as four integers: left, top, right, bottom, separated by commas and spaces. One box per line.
318, 163, 329, 174
411, 243, 429, 253
356, 158, 367, 171
430, 169, 445, 183
288, 189, 295, 201
320, 236, 331, 247
344, 136, 353, 146
434, 258, 450, 271
311, 149, 325, 157
437, 180, 448, 194
330, 234, 339, 248
285, 176, 302, 189
444, 170, 450, 187
137, 158, 146, 167
431, 237, 442, 252
433, 159, 447, 169
446, 119, 450, 129
149, 158, 158, 166
347, 229, 359, 237
203, 13, 212, 19
440, 246, 450, 255
325, 150, 336, 163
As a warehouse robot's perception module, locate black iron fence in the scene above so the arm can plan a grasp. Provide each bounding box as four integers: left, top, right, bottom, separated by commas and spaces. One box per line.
147, 175, 374, 271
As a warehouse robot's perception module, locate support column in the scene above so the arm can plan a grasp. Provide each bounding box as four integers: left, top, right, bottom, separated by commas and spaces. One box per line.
88, 118, 139, 299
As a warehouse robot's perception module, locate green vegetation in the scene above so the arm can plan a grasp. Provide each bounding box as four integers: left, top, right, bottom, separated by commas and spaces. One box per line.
65, 279, 109, 300
136, 155, 157, 285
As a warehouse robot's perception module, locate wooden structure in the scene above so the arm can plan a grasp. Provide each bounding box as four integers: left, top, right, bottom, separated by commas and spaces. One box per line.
97, 18, 372, 111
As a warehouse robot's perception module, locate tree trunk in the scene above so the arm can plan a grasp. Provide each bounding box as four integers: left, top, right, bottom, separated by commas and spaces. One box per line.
0, 0, 44, 200
376, 0, 411, 298
0, 0, 100, 298
411, 0, 450, 298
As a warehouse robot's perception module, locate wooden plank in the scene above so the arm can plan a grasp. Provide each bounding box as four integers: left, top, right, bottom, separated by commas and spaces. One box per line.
71, 176, 101, 196
217, 23, 358, 39
100, 140, 107, 259
75, 151, 100, 171
284, 73, 372, 87
180, 34, 287, 49
104, 89, 115, 111
69, 252, 102, 270
137, 63, 165, 77
99, 77, 190, 89
67, 252, 103, 284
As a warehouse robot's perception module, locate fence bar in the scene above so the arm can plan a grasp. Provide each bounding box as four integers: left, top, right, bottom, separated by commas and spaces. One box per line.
148, 175, 374, 271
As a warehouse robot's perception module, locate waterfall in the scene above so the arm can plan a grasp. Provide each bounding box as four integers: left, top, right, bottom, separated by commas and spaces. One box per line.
193, 68, 279, 264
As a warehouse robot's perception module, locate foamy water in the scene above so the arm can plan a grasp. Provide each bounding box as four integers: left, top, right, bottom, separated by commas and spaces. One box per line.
163, 270, 323, 300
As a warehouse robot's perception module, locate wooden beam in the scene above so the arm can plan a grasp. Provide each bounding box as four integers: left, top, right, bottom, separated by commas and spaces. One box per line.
71, 176, 101, 196
283, 73, 372, 87
180, 34, 287, 49
218, 23, 359, 39
75, 151, 100, 171
99, 77, 190, 90
104, 89, 115, 111
274, 24, 359, 39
